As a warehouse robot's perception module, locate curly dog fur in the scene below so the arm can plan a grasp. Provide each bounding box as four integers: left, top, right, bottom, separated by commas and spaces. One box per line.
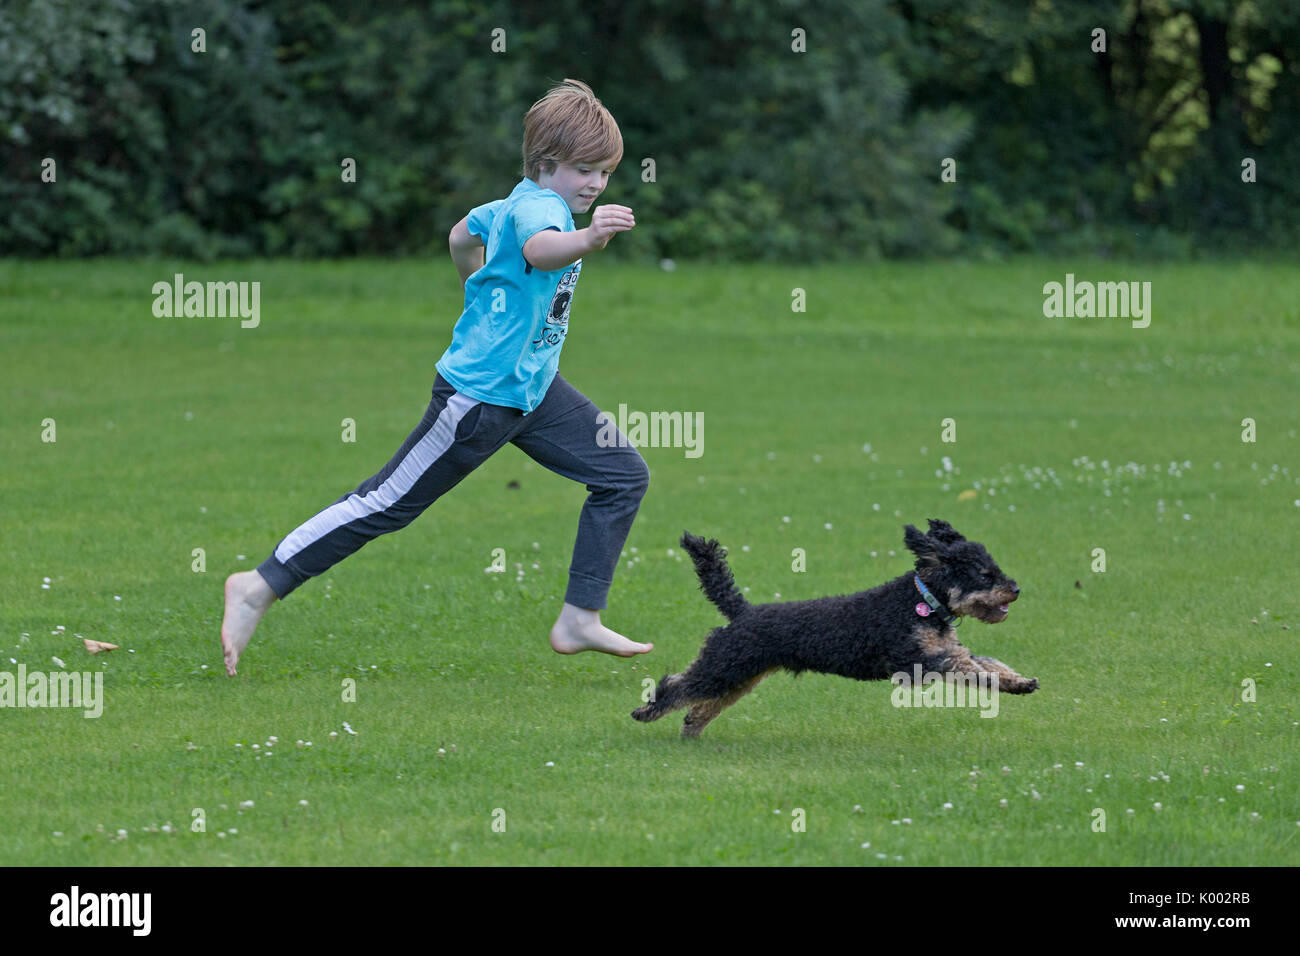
631, 519, 1037, 738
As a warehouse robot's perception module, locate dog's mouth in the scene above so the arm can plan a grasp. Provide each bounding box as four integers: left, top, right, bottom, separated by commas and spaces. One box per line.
948, 586, 1018, 623
976, 601, 1011, 622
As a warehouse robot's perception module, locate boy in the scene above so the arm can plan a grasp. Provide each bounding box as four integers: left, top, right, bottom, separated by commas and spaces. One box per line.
221, 79, 652, 675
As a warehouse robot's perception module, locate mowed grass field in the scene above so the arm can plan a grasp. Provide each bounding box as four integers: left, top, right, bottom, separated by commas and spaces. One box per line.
1, 257, 1296, 866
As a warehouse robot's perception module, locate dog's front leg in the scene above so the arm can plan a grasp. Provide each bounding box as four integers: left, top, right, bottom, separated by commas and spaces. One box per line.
968, 654, 1038, 694
918, 627, 1038, 694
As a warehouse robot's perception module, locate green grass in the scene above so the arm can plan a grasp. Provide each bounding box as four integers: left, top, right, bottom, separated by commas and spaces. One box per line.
1, 257, 1297, 865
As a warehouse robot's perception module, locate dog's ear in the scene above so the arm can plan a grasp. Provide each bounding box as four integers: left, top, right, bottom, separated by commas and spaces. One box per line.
904, 524, 943, 567
926, 518, 965, 545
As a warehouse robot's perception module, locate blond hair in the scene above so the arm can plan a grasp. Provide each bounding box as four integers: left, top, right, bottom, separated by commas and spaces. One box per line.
522, 79, 623, 181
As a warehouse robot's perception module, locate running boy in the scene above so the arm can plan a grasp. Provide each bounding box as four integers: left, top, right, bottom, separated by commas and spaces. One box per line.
221, 79, 652, 675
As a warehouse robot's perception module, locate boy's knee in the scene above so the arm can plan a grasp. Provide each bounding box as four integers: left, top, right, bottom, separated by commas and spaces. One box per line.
589, 447, 648, 505
625, 451, 650, 500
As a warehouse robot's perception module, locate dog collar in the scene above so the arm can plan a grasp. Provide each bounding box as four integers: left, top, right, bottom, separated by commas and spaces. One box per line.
914, 575, 960, 627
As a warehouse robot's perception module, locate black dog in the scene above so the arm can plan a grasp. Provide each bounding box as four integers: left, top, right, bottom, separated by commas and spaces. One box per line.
632, 519, 1037, 738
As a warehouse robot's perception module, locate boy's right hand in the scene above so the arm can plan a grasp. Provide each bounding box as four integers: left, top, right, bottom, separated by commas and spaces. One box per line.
587, 204, 635, 250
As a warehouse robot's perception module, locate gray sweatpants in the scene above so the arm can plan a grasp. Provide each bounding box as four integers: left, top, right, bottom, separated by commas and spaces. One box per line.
256, 373, 648, 609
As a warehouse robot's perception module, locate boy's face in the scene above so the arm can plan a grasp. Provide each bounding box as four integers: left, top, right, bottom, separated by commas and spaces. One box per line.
536, 158, 618, 214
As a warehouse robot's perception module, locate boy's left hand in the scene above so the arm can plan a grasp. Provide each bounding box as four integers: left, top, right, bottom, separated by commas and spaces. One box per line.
587, 204, 635, 250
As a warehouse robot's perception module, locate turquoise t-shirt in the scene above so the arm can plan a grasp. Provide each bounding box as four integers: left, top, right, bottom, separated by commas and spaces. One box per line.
436, 178, 582, 412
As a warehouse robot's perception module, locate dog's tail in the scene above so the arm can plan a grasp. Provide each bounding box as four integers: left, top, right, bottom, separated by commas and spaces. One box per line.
681, 531, 749, 621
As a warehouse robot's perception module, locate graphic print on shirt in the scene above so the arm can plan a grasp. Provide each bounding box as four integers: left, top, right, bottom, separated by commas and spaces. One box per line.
532, 260, 581, 351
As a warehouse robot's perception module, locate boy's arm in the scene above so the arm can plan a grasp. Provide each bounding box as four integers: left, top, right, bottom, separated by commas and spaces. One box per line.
522, 204, 635, 271
449, 216, 485, 287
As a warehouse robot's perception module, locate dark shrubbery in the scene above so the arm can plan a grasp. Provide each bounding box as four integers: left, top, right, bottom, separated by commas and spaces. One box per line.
2, 0, 1297, 259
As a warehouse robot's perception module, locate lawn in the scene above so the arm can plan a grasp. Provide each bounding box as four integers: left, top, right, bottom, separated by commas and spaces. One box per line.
0, 257, 1296, 865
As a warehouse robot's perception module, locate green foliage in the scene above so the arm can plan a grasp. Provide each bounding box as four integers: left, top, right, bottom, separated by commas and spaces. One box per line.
0, 0, 1297, 258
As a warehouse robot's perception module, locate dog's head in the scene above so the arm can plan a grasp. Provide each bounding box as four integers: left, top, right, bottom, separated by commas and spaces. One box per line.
903, 518, 1019, 623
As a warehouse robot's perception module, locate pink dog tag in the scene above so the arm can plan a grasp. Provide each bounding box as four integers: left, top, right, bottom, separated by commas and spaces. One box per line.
915, 602, 931, 617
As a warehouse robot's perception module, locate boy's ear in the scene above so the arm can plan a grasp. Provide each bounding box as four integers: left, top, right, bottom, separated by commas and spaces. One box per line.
904, 525, 943, 567
926, 519, 965, 545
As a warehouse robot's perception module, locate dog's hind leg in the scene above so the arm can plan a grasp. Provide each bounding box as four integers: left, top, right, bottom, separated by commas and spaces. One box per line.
631, 673, 691, 722
681, 669, 776, 739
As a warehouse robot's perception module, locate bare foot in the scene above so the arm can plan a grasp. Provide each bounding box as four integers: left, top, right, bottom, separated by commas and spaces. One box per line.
221, 570, 277, 675
549, 603, 653, 657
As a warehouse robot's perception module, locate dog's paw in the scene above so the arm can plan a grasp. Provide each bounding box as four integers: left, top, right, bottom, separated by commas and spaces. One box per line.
1010, 676, 1038, 694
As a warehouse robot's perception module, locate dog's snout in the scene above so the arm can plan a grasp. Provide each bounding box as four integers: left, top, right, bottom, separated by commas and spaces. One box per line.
1010, 584, 1020, 598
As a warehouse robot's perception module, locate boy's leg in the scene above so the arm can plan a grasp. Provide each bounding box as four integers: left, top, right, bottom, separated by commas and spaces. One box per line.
509, 374, 652, 656
222, 375, 520, 674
